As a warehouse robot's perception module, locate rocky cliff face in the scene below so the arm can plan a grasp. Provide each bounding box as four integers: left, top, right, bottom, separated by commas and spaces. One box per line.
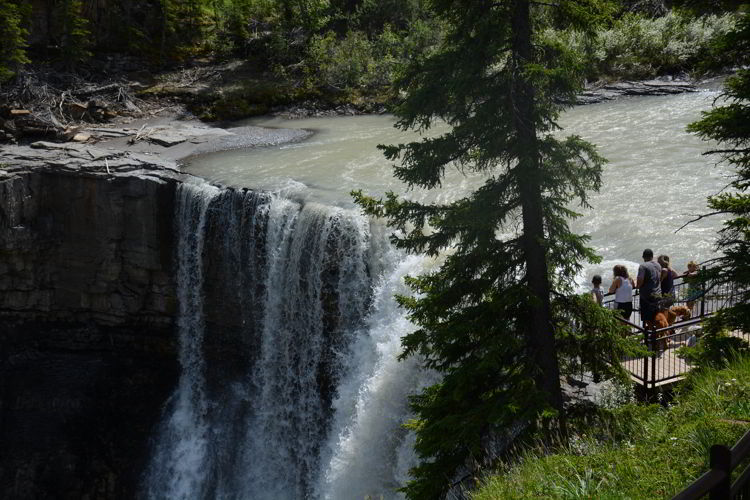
0, 168, 177, 325
0, 145, 184, 499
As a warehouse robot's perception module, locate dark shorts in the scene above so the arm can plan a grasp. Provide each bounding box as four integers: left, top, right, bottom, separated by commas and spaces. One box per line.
616, 301, 633, 321
641, 297, 658, 323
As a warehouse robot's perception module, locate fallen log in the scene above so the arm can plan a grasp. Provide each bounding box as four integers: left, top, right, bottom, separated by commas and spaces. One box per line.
71, 83, 123, 97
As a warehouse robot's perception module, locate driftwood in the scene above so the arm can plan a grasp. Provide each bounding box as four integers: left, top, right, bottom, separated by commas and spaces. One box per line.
71, 83, 123, 98
0, 68, 152, 141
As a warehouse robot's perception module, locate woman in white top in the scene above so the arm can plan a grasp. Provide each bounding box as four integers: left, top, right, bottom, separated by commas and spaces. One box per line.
609, 264, 635, 320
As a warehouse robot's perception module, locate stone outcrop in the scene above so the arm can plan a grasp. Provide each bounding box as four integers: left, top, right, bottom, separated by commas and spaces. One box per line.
0, 144, 184, 499
576, 79, 697, 105
0, 145, 180, 326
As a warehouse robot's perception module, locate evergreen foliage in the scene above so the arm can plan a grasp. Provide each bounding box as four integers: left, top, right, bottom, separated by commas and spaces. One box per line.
7, 1, 738, 94
59, 0, 92, 68
353, 1, 630, 497
555, 294, 648, 384
0, 0, 30, 82
686, 6, 750, 336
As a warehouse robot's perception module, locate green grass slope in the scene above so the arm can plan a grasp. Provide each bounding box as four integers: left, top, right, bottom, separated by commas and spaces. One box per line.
473, 356, 750, 499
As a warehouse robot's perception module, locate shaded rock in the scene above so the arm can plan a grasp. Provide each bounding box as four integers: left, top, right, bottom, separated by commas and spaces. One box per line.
576, 78, 697, 105
0, 150, 187, 499
0, 322, 179, 500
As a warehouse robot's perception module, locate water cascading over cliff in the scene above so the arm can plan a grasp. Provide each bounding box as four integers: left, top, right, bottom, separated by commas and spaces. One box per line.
143, 181, 426, 500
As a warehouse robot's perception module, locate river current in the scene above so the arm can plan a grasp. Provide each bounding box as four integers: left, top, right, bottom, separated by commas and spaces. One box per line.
187, 84, 729, 287
143, 85, 728, 500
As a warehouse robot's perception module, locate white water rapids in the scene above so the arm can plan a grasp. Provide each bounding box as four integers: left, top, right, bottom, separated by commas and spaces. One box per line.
144, 84, 730, 499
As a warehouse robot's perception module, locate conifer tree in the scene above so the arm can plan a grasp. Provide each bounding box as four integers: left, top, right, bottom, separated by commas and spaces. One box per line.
0, 0, 30, 82
59, 0, 91, 69
686, 5, 750, 332
354, 0, 612, 497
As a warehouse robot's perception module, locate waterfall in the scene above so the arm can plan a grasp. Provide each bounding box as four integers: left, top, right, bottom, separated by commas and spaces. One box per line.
316, 254, 434, 500
143, 181, 426, 499
143, 181, 220, 500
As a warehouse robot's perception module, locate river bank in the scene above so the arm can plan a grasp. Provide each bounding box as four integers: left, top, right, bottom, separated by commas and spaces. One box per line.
1, 54, 714, 149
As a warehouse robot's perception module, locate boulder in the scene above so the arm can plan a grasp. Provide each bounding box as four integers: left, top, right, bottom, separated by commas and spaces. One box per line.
147, 129, 188, 147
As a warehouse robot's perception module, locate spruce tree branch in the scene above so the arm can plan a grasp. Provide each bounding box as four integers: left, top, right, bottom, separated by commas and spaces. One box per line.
674, 211, 730, 233
703, 148, 750, 155
530, 1, 560, 7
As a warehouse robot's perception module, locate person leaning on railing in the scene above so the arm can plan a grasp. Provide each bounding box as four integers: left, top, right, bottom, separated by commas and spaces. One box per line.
684, 260, 701, 315
609, 264, 634, 320
658, 254, 679, 299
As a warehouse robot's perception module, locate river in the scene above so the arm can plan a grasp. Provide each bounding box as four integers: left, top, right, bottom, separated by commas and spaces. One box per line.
143, 84, 729, 500
186, 83, 729, 289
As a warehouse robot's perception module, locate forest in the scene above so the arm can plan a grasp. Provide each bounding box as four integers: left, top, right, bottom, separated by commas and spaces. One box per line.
0, 0, 741, 109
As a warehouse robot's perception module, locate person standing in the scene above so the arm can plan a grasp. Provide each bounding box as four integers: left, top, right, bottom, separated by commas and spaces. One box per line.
685, 260, 701, 314
658, 254, 679, 298
609, 264, 634, 320
637, 248, 662, 326
591, 275, 604, 305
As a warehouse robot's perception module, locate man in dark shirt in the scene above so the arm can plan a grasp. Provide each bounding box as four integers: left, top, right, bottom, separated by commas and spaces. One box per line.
636, 248, 662, 325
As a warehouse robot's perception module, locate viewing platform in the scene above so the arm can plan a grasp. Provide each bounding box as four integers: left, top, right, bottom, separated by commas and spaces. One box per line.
601, 274, 748, 391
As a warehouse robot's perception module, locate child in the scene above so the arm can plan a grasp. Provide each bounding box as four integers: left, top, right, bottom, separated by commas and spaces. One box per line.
591, 274, 603, 305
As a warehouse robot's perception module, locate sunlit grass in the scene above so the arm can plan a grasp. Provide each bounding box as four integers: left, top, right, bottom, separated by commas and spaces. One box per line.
472, 356, 750, 500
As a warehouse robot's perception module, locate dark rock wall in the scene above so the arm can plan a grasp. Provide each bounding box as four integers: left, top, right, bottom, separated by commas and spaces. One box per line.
0, 170, 177, 325
0, 169, 180, 499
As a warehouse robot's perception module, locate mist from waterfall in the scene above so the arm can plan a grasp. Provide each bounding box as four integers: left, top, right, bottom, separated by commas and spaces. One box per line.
143, 181, 423, 499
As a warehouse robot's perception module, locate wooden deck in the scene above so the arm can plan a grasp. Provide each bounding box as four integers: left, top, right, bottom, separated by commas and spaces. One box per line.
622, 326, 748, 388
602, 273, 747, 389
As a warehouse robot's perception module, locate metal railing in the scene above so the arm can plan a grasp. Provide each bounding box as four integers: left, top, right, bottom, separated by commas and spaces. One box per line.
672, 429, 750, 500
602, 272, 748, 389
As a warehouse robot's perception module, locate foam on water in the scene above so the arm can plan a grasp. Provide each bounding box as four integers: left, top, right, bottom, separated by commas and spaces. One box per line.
145, 88, 731, 499
187, 87, 729, 291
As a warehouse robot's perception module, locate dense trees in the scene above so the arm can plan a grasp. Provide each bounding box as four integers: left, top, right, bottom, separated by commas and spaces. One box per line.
686, 3, 750, 335
1, 0, 738, 89
1, 0, 428, 64
0, 0, 30, 82
352, 0, 629, 498
59, 0, 91, 69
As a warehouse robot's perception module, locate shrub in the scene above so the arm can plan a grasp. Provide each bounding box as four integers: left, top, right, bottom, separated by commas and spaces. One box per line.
678, 327, 749, 370
304, 20, 444, 91
548, 12, 737, 80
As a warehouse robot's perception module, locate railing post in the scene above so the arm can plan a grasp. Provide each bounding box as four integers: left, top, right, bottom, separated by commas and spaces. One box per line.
709, 444, 731, 500
643, 327, 649, 392
700, 278, 706, 317
651, 329, 657, 391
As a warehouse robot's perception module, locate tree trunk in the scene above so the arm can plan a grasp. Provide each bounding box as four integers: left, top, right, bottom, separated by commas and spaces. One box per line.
510, 0, 566, 432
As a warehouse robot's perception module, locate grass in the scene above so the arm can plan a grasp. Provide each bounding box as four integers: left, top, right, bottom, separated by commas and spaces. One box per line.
472, 356, 750, 500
